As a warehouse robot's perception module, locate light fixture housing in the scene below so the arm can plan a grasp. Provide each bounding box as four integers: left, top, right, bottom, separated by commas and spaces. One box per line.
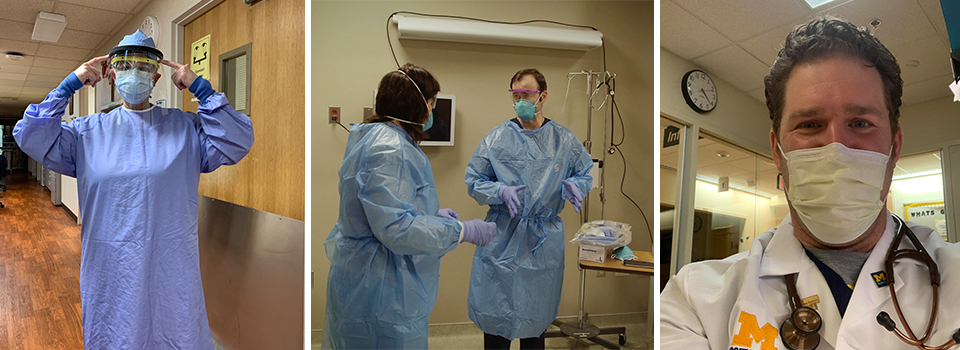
4, 52, 24, 61
392, 15, 603, 51
803, 0, 837, 8
32, 11, 67, 43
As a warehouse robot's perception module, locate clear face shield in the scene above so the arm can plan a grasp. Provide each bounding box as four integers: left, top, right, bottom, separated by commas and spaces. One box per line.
110, 51, 160, 75
109, 50, 160, 104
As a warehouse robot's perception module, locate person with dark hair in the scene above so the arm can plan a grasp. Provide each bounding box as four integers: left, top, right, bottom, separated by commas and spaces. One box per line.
464, 68, 593, 349
322, 63, 497, 349
661, 16, 960, 350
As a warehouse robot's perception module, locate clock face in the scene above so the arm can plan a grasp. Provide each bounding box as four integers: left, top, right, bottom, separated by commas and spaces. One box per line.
682, 70, 718, 113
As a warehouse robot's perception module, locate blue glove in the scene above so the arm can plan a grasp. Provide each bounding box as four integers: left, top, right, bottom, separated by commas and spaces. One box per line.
461, 219, 497, 246
438, 208, 459, 220
497, 184, 527, 218
562, 180, 583, 213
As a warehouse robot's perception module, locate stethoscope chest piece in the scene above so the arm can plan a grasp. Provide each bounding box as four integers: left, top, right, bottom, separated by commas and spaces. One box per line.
782, 273, 822, 350
780, 306, 822, 350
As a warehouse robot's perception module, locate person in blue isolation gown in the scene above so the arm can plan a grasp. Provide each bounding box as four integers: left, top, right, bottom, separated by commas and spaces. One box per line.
13, 30, 253, 349
322, 64, 497, 349
465, 69, 593, 350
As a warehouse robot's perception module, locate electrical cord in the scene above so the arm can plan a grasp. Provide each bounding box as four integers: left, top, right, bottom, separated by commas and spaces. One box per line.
604, 77, 653, 243
335, 121, 350, 132
386, 11, 601, 68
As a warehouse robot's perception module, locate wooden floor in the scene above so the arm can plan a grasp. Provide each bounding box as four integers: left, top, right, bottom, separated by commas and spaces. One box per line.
0, 172, 83, 349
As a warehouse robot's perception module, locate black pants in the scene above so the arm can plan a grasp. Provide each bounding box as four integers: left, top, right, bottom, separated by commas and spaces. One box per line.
483, 332, 545, 350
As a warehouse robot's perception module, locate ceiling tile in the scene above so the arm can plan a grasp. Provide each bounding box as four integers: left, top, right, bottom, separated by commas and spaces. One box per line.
0, 64, 32, 74
26, 74, 62, 84
746, 87, 766, 104
22, 80, 57, 89
0, 86, 22, 95
0, 39, 39, 56
28, 66, 72, 77
0, 0, 55, 24
36, 44, 91, 61
0, 19, 37, 42
22, 86, 54, 95
661, 0, 732, 60
739, 20, 808, 66
692, 45, 770, 92
900, 74, 954, 106
0, 78, 24, 87
56, 3, 127, 34
0, 72, 27, 81
672, 0, 810, 42
33, 57, 81, 70
827, 0, 936, 49
917, 0, 951, 50
54, 30, 106, 49
59, 0, 142, 14
889, 35, 951, 85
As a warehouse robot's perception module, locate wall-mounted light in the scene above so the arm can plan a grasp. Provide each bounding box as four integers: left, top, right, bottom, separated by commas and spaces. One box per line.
32, 12, 67, 43
392, 15, 603, 51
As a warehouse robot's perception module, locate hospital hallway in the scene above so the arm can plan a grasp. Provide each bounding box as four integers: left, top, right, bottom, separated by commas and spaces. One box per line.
0, 172, 83, 349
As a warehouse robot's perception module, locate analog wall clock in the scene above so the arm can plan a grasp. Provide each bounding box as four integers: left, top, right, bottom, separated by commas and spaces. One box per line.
682, 69, 718, 113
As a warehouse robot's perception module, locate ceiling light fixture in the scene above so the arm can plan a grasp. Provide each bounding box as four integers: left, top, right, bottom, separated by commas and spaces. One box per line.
4, 52, 24, 61
392, 14, 603, 51
32, 11, 67, 43
803, 0, 838, 9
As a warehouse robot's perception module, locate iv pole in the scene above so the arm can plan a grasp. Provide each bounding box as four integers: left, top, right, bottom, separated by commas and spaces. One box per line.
543, 70, 625, 349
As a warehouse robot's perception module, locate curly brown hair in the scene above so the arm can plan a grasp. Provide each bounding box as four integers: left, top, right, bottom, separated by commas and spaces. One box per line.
765, 16, 902, 140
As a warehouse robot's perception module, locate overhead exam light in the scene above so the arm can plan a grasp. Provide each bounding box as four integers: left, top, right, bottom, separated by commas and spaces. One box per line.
32, 11, 67, 43
392, 15, 603, 51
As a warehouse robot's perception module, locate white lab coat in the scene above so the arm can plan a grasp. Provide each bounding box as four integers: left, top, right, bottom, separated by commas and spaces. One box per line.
661, 212, 960, 350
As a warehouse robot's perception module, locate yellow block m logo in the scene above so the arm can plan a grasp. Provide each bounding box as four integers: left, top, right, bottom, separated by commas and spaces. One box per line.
731, 311, 778, 350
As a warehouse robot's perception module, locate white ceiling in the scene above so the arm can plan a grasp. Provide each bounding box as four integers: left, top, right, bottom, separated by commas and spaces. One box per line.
661, 0, 953, 107
0, 0, 151, 119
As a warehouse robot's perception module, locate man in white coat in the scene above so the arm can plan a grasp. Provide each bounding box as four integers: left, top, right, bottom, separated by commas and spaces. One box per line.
660, 16, 960, 350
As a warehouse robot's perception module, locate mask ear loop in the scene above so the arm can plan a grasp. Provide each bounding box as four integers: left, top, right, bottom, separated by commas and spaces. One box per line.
395, 69, 430, 124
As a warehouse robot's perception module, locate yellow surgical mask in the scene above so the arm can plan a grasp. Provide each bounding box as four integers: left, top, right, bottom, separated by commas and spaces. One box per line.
779, 142, 891, 244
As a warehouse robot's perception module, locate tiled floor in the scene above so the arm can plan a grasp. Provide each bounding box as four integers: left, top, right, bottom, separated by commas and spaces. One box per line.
312, 313, 652, 350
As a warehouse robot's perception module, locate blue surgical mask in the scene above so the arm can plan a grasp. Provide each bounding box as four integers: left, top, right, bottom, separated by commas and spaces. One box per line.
115, 70, 154, 104
423, 111, 434, 131
514, 99, 538, 122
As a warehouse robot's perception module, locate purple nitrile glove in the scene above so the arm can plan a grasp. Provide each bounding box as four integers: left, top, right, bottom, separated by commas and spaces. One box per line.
461, 219, 497, 246
562, 180, 583, 213
438, 208, 460, 220
497, 184, 527, 218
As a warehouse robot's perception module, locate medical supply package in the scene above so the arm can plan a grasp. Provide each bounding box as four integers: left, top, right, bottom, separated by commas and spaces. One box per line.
570, 220, 633, 248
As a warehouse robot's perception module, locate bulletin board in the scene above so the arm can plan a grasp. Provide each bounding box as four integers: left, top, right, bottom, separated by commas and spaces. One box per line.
904, 201, 948, 240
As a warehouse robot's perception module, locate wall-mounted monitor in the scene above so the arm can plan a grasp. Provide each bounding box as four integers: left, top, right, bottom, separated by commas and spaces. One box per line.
421, 93, 455, 147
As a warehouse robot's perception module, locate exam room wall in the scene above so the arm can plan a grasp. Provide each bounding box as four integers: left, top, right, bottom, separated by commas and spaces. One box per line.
90, 0, 307, 221
312, 0, 654, 332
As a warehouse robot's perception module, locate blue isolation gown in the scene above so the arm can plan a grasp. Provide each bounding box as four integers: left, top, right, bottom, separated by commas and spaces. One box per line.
14, 77, 253, 349
465, 119, 592, 339
322, 123, 464, 349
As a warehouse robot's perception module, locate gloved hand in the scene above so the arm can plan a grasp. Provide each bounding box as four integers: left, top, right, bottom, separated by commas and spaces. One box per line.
461, 219, 497, 246
438, 208, 460, 220
497, 184, 527, 218
562, 180, 583, 213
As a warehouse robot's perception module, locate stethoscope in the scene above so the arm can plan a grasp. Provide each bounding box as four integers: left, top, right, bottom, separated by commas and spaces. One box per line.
779, 215, 960, 350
